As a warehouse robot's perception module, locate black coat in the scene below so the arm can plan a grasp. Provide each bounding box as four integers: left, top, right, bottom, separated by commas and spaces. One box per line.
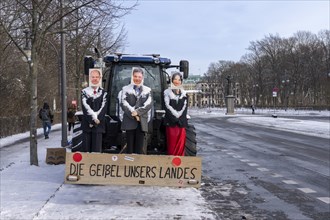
81, 87, 107, 133
163, 88, 188, 128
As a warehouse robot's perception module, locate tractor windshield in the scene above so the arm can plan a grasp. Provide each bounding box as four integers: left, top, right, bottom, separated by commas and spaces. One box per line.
108, 64, 163, 118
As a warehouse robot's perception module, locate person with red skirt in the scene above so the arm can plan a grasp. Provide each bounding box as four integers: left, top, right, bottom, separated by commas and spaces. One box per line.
163, 71, 188, 156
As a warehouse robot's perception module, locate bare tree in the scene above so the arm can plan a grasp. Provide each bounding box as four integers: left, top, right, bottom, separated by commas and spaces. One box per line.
203, 30, 329, 109
0, 0, 136, 165
318, 30, 330, 106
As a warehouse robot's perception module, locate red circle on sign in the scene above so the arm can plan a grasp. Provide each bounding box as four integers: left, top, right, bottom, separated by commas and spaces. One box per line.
172, 157, 181, 166
73, 153, 82, 162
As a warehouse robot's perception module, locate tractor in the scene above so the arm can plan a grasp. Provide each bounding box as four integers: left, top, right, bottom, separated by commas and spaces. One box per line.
72, 53, 197, 156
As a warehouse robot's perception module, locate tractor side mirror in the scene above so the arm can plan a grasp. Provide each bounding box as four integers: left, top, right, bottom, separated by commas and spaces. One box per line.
179, 60, 189, 79
84, 56, 94, 75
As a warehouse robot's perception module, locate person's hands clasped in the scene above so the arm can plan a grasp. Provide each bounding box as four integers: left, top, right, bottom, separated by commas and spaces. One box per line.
131, 111, 138, 117
131, 111, 140, 121
94, 118, 100, 125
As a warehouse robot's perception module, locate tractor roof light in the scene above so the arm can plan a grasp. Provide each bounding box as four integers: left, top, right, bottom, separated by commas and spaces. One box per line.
113, 54, 119, 62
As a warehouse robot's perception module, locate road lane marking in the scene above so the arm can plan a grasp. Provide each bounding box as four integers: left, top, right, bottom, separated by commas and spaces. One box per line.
282, 180, 298, 184
247, 163, 259, 167
297, 188, 316, 193
271, 173, 283, 178
257, 168, 269, 172
221, 150, 330, 206
317, 197, 330, 204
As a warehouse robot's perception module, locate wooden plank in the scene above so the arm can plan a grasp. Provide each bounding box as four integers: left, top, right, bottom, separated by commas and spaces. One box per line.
65, 152, 201, 188
46, 148, 66, 165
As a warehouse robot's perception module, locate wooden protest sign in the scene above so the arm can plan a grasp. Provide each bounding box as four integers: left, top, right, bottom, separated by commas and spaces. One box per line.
65, 152, 201, 188
46, 148, 66, 165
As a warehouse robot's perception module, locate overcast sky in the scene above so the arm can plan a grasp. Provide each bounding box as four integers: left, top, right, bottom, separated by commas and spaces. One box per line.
122, 0, 329, 75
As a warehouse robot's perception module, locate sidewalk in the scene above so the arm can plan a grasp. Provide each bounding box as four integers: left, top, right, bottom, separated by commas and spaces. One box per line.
0, 128, 216, 220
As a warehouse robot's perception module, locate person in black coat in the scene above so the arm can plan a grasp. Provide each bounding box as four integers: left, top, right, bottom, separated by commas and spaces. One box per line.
81, 69, 107, 153
163, 71, 188, 156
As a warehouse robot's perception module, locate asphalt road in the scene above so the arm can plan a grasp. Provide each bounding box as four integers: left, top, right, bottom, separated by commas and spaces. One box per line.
192, 114, 330, 220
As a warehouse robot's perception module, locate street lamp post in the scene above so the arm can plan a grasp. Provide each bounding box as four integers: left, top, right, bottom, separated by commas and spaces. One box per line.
272, 87, 279, 118
208, 91, 211, 110
44, 39, 61, 99
253, 84, 258, 106
281, 79, 290, 110
60, 0, 68, 147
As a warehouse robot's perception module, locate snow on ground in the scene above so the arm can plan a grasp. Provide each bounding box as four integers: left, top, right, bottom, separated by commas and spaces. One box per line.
0, 124, 62, 147
0, 108, 329, 220
1, 125, 214, 220
229, 116, 329, 138
189, 108, 329, 139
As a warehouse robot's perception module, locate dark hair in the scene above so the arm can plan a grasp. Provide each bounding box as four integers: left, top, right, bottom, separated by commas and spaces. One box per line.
171, 72, 182, 83
132, 67, 144, 75
43, 102, 50, 109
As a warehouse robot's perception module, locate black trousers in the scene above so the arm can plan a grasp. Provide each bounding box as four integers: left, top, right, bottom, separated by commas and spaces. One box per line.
68, 122, 75, 131
82, 132, 103, 153
126, 123, 145, 154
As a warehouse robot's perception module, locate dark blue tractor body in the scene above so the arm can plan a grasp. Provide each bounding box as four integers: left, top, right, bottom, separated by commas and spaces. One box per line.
72, 54, 196, 156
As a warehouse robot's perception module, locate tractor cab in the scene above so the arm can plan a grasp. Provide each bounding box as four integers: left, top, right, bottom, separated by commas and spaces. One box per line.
72, 53, 195, 156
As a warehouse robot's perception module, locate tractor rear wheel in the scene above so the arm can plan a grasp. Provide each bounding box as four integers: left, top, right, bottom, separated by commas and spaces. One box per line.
71, 122, 83, 152
185, 124, 197, 156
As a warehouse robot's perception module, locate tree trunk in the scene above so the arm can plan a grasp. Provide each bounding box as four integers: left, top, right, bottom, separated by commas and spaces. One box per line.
29, 58, 38, 166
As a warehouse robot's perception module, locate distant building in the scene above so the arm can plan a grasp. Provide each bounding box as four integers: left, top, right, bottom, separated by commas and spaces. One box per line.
183, 75, 202, 107
182, 74, 241, 108
197, 81, 225, 108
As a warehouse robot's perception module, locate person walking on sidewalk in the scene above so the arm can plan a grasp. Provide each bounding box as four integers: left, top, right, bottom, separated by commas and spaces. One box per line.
39, 102, 54, 139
